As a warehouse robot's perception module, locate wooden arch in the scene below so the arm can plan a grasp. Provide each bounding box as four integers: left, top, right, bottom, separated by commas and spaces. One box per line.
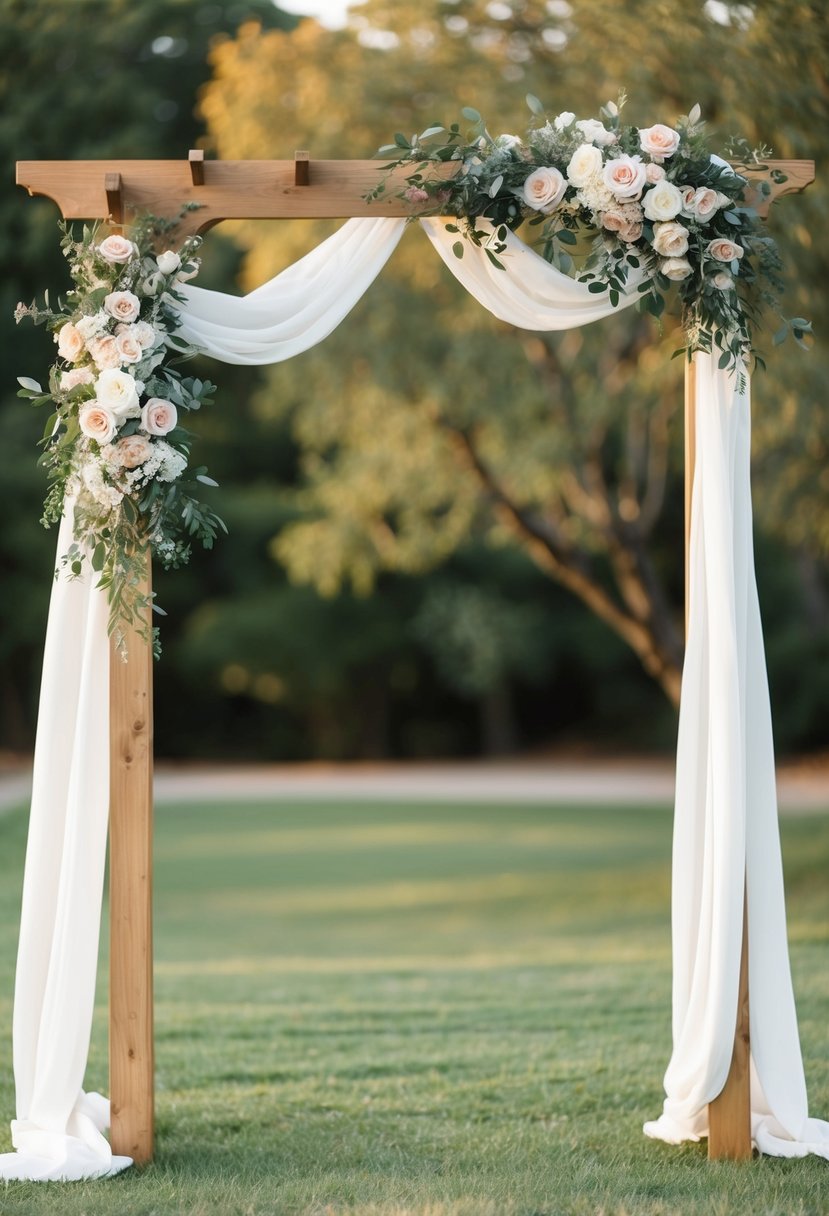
16, 150, 816, 1167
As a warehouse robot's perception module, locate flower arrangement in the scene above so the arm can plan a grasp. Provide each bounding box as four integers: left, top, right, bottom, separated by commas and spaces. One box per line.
370, 94, 811, 372
15, 214, 225, 655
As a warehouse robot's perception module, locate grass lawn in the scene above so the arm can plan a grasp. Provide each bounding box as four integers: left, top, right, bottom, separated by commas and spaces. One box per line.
0, 797, 827, 1215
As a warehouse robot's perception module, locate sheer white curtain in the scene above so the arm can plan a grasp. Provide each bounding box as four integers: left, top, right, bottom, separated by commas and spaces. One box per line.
3, 216, 826, 1182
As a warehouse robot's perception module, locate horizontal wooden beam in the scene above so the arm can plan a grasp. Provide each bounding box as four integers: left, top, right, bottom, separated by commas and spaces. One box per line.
16, 157, 814, 234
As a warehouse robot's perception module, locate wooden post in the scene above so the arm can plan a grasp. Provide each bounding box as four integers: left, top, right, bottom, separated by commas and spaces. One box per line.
109, 550, 154, 1163
685, 360, 752, 1160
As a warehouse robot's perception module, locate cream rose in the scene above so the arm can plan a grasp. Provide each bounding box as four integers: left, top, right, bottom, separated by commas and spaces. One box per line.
521, 166, 567, 213
638, 124, 681, 161
661, 256, 693, 281
566, 143, 603, 188
713, 271, 735, 290
553, 111, 576, 130
603, 154, 646, 199
156, 250, 181, 275
95, 368, 140, 418
642, 180, 683, 222
652, 221, 690, 258
141, 397, 178, 436
56, 322, 85, 363
645, 163, 666, 184
88, 335, 121, 370
115, 330, 143, 364
97, 234, 136, 263
113, 435, 153, 469
79, 402, 119, 445
104, 290, 141, 323
61, 367, 96, 391
707, 237, 744, 263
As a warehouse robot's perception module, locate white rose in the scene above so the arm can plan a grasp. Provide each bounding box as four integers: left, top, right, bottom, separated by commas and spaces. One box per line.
566, 143, 603, 188
61, 367, 96, 391
115, 330, 143, 364
553, 111, 576, 130
707, 237, 744, 263
661, 256, 693, 281
521, 165, 567, 213
113, 435, 153, 469
642, 180, 683, 222
141, 397, 178, 436
576, 118, 616, 146
652, 221, 690, 257
79, 402, 119, 445
638, 124, 681, 161
104, 290, 141, 323
97, 234, 136, 263
95, 368, 140, 418
156, 250, 181, 275
56, 322, 84, 363
88, 335, 121, 371
603, 154, 647, 199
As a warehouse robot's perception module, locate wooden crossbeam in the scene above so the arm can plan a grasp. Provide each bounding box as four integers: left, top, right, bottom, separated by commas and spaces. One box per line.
16, 156, 815, 232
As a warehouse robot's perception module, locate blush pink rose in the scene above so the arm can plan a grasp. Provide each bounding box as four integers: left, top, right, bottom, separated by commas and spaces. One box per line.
690, 188, 723, 222
602, 209, 627, 233
638, 124, 681, 161
141, 397, 178, 436
521, 166, 567, 213
645, 163, 666, 184
113, 435, 152, 468
97, 234, 136, 263
618, 220, 644, 243
707, 237, 744, 262
56, 322, 85, 363
602, 155, 647, 199
115, 331, 143, 364
104, 290, 141, 323
88, 335, 121, 370
79, 402, 118, 444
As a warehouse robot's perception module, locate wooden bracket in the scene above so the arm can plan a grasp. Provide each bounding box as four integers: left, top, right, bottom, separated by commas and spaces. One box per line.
105, 172, 123, 225
189, 149, 205, 187
294, 150, 310, 186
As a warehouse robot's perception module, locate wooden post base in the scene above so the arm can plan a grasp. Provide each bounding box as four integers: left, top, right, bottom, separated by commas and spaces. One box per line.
109, 553, 155, 1164
708, 894, 752, 1160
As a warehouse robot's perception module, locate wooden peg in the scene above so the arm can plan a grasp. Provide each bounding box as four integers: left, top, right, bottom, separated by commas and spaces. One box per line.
105, 172, 123, 225
188, 149, 205, 186
294, 150, 310, 186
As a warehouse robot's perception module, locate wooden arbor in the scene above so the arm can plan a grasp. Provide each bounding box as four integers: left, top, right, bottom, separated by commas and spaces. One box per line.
16, 151, 815, 1166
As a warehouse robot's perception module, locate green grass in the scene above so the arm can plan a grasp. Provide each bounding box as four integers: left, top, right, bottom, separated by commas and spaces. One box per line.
0, 798, 827, 1215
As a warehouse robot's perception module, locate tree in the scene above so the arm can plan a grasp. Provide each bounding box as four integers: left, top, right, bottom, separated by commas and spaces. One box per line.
199, 0, 829, 710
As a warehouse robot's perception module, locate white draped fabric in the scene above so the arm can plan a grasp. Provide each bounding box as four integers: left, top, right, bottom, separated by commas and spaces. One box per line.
2, 217, 826, 1181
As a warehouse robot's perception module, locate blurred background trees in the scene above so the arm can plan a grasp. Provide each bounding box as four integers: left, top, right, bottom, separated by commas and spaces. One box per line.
2, 0, 827, 760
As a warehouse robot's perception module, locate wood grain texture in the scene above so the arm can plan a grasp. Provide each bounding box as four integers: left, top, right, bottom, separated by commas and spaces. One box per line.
109, 552, 154, 1164
16, 158, 814, 232
708, 894, 752, 1159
